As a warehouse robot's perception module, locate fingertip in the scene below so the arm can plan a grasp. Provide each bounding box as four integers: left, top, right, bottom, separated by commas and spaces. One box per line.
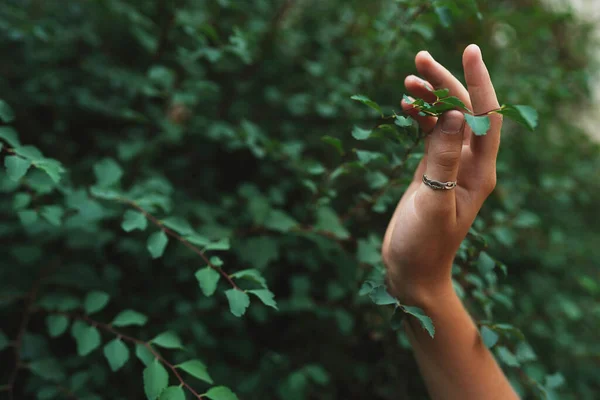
415, 50, 434, 67
463, 44, 482, 65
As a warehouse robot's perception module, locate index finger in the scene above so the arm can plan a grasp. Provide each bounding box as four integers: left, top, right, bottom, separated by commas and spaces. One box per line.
463, 44, 503, 163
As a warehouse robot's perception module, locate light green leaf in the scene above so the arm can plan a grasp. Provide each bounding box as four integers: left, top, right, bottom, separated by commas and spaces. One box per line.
230, 269, 267, 289
264, 209, 299, 232
94, 158, 124, 188
498, 105, 539, 131
0, 126, 20, 147
394, 116, 412, 127
178, 359, 214, 384
0, 329, 9, 351
162, 216, 195, 235
40, 205, 64, 227
143, 359, 169, 400
225, 289, 250, 317
248, 289, 278, 310
496, 346, 520, 367
477, 252, 496, 275
516, 341, 537, 362
159, 386, 185, 400
205, 386, 239, 400
350, 94, 383, 116
112, 309, 148, 327
321, 136, 344, 155
369, 286, 397, 305
103, 338, 130, 372
358, 281, 378, 296
203, 238, 230, 251
544, 372, 565, 389
401, 305, 435, 338
71, 321, 102, 356
46, 315, 69, 337
122, 210, 148, 232
147, 231, 169, 259
352, 126, 372, 140
29, 359, 65, 382
84, 291, 110, 314
13, 193, 31, 210
5, 156, 31, 181
0, 99, 15, 123
355, 150, 385, 164
135, 343, 155, 366
432, 88, 450, 98
480, 326, 499, 348
465, 114, 491, 136
439, 96, 471, 112
34, 159, 64, 184
195, 267, 221, 297
152, 331, 183, 349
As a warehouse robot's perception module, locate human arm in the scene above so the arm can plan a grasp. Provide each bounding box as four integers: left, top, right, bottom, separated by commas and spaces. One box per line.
381, 44, 519, 399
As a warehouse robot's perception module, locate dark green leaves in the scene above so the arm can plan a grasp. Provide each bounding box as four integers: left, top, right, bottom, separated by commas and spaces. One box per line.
46, 315, 69, 337
94, 158, 124, 188
0, 330, 9, 351
225, 289, 250, 317
196, 267, 221, 296
29, 359, 65, 382
84, 291, 110, 314
5, 156, 31, 181
205, 386, 239, 400
103, 338, 130, 372
350, 94, 383, 116
400, 305, 435, 338
112, 309, 148, 327
178, 359, 214, 384
248, 289, 278, 310
0, 126, 20, 147
480, 326, 499, 348
464, 114, 491, 136
368, 286, 397, 305
152, 331, 183, 350
71, 321, 102, 356
496, 346, 520, 367
143, 358, 169, 400
147, 231, 169, 258
159, 386, 185, 400
352, 126, 373, 140
497, 105, 539, 131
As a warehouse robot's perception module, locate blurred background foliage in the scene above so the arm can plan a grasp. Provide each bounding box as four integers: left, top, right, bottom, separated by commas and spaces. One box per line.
0, 0, 598, 399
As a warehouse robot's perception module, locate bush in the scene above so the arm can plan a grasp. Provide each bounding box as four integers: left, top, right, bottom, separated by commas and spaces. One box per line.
0, 1, 598, 399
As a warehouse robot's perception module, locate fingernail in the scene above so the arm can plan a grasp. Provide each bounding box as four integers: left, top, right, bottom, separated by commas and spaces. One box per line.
410, 75, 433, 91
441, 112, 465, 134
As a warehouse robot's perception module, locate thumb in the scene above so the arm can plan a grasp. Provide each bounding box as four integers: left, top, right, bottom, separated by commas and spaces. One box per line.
423, 110, 465, 188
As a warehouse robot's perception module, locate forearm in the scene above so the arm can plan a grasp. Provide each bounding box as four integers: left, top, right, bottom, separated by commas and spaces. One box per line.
402, 279, 519, 400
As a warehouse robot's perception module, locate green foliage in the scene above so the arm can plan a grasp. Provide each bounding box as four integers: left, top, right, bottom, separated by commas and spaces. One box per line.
0, 1, 598, 399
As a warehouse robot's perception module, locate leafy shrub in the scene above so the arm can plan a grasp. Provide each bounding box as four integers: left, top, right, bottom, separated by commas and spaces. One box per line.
0, 1, 598, 399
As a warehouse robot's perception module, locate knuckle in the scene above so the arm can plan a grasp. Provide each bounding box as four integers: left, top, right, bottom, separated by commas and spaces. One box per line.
432, 149, 460, 173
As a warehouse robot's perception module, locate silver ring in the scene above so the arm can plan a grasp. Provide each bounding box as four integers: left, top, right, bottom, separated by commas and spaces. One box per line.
422, 174, 457, 190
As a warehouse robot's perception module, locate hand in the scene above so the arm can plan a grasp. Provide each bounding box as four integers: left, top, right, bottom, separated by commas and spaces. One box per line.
382, 44, 502, 303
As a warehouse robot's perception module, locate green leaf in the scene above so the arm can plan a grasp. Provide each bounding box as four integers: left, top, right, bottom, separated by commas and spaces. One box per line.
264, 209, 299, 232
147, 231, 169, 259
152, 331, 183, 349
196, 267, 221, 296
401, 305, 435, 338
5, 156, 31, 181
84, 291, 110, 314
159, 386, 185, 400
40, 205, 64, 227
315, 207, 350, 239
0, 126, 20, 147
122, 210, 148, 232
321, 136, 344, 155
103, 338, 130, 372
368, 286, 397, 305
352, 126, 372, 140
94, 158, 123, 188
432, 88, 450, 98
34, 159, 64, 184
225, 289, 250, 317
29, 359, 65, 382
0, 329, 9, 350
434, 5, 452, 27
203, 238, 230, 251
13, 193, 31, 210
46, 315, 69, 337
498, 104, 539, 131
355, 150, 385, 164
480, 326, 499, 348
358, 281, 378, 296
496, 346, 520, 367
477, 252, 496, 275
178, 359, 214, 384
136, 343, 155, 367
0, 99, 15, 123
205, 386, 239, 400
438, 96, 471, 112
350, 94, 383, 116
230, 269, 267, 289
248, 289, 278, 310
143, 358, 169, 400
544, 372, 565, 389
516, 341, 537, 362
112, 309, 148, 327
465, 114, 491, 136
394, 116, 412, 127
162, 216, 195, 236
71, 321, 102, 356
